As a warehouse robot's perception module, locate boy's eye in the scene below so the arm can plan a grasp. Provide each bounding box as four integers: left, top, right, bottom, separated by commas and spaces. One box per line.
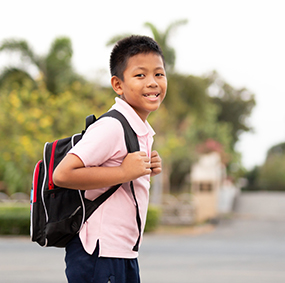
135, 74, 145, 78
156, 73, 165, 77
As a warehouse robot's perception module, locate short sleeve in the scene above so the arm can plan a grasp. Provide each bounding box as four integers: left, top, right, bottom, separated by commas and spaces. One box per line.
68, 117, 127, 167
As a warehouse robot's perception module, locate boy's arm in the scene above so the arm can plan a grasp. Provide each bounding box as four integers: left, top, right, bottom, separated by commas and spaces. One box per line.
53, 151, 152, 190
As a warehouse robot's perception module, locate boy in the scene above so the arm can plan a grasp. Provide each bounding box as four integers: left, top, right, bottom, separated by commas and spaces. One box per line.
53, 35, 167, 283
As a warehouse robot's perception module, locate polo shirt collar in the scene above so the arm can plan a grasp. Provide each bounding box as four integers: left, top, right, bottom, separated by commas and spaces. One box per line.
110, 97, 155, 137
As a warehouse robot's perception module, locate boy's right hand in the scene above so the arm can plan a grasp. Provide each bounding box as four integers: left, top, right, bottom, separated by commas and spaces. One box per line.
121, 151, 152, 181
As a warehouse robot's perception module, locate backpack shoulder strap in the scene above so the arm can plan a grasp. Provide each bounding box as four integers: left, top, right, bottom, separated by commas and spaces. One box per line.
86, 114, 96, 129
100, 109, 140, 153
81, 114, 96, 136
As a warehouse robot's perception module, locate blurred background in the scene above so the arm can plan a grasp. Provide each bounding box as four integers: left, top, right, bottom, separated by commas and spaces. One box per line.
1, 1, 285, 282
1, 0, 285, 206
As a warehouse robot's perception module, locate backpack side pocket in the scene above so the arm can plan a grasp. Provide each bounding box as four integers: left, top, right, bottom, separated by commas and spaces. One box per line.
30, 160, 47, 246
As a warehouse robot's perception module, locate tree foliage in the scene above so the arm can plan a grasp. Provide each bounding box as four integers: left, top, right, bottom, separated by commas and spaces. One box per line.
206, 71, 256, 148
0, 26, 257, 194
0, 77, 113, 194
256, 142, 285, 191
149, 73, 235, 192
144, 19, 188, 73
258, 155, 285, 191
266, 142, 285, 157
106, 19, 188, 74
0, 37, 83, 94
242, 142, 285, 192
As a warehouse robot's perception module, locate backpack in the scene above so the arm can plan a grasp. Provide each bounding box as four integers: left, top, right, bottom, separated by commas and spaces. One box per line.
30, 109, 141, 250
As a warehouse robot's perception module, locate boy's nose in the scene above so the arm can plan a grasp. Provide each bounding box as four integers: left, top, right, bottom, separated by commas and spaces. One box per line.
146, 77, 158, 88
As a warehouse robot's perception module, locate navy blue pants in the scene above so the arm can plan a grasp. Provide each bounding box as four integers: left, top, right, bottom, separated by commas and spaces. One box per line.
65, 235, 140, 283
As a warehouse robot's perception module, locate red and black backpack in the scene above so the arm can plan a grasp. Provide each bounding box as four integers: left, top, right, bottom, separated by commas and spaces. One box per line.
30, 110, 141, 250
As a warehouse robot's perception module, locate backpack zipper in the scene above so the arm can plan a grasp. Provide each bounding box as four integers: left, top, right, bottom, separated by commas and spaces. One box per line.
48, 140, 58, 190
42, 142, 49, 223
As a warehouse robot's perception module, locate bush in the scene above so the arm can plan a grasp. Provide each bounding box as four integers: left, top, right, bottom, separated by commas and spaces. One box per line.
242, 166, 261, 191
0, 203, 30, 235
0, 203, 161, 235
144, 205, 161, 232
0, 81, 113, 194
258, 155, 285, 191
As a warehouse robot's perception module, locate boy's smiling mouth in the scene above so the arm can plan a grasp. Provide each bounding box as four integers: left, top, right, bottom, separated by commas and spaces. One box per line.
143, 93, 160, 98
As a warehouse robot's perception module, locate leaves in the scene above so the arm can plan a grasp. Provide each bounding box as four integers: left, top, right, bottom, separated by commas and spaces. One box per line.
207, 71, 256, 147
0, 39, 37, 63
0, 77, 113, 193
0, 29, 256, 194
0, 37, 83, 94
144, 19, 188, 73
258, 155, 285, 191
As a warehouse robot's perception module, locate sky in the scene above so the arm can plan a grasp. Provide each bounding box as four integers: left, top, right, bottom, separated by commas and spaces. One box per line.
1, 0, 284, 170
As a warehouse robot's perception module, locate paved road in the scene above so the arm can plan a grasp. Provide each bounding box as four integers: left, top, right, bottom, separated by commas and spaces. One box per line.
140, 217, 285, 283
0, 192, 284, 283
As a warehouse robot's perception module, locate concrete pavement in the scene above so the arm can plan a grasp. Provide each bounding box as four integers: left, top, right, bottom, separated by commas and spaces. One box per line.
139, 217, 285, 283
0, 192, 284, 283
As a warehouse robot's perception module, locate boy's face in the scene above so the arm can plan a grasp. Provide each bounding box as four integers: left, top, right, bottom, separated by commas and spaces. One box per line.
111, 52, 167, 121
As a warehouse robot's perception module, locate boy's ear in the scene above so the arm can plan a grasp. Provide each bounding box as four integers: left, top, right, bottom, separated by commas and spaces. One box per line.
111, 76, 123, 96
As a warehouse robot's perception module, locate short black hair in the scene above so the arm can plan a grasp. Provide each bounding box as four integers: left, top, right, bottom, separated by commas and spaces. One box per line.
110, 35, 165, 81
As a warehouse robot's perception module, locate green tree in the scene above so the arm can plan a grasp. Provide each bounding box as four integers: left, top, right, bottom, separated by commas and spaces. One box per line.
106, 19, 188, 74
266, 142, 285, 157
256, 142, 285, 191
0, 25, 256, 195
144, 19, 188, 73
0, 78, 113, 194
206, 71, 256, 148
0, 37, 83, 94
258, 155, 285, 191
149, 74, 234, 193
242, 166, 261, 191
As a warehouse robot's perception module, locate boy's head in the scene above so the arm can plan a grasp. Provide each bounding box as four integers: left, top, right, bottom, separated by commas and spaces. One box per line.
110, 35, 165, 81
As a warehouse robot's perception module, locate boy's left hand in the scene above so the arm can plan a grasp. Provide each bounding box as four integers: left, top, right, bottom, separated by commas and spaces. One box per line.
150, 150, 162, 177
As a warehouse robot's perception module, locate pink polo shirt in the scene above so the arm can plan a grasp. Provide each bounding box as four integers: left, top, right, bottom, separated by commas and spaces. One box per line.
68, 97, 155, 258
